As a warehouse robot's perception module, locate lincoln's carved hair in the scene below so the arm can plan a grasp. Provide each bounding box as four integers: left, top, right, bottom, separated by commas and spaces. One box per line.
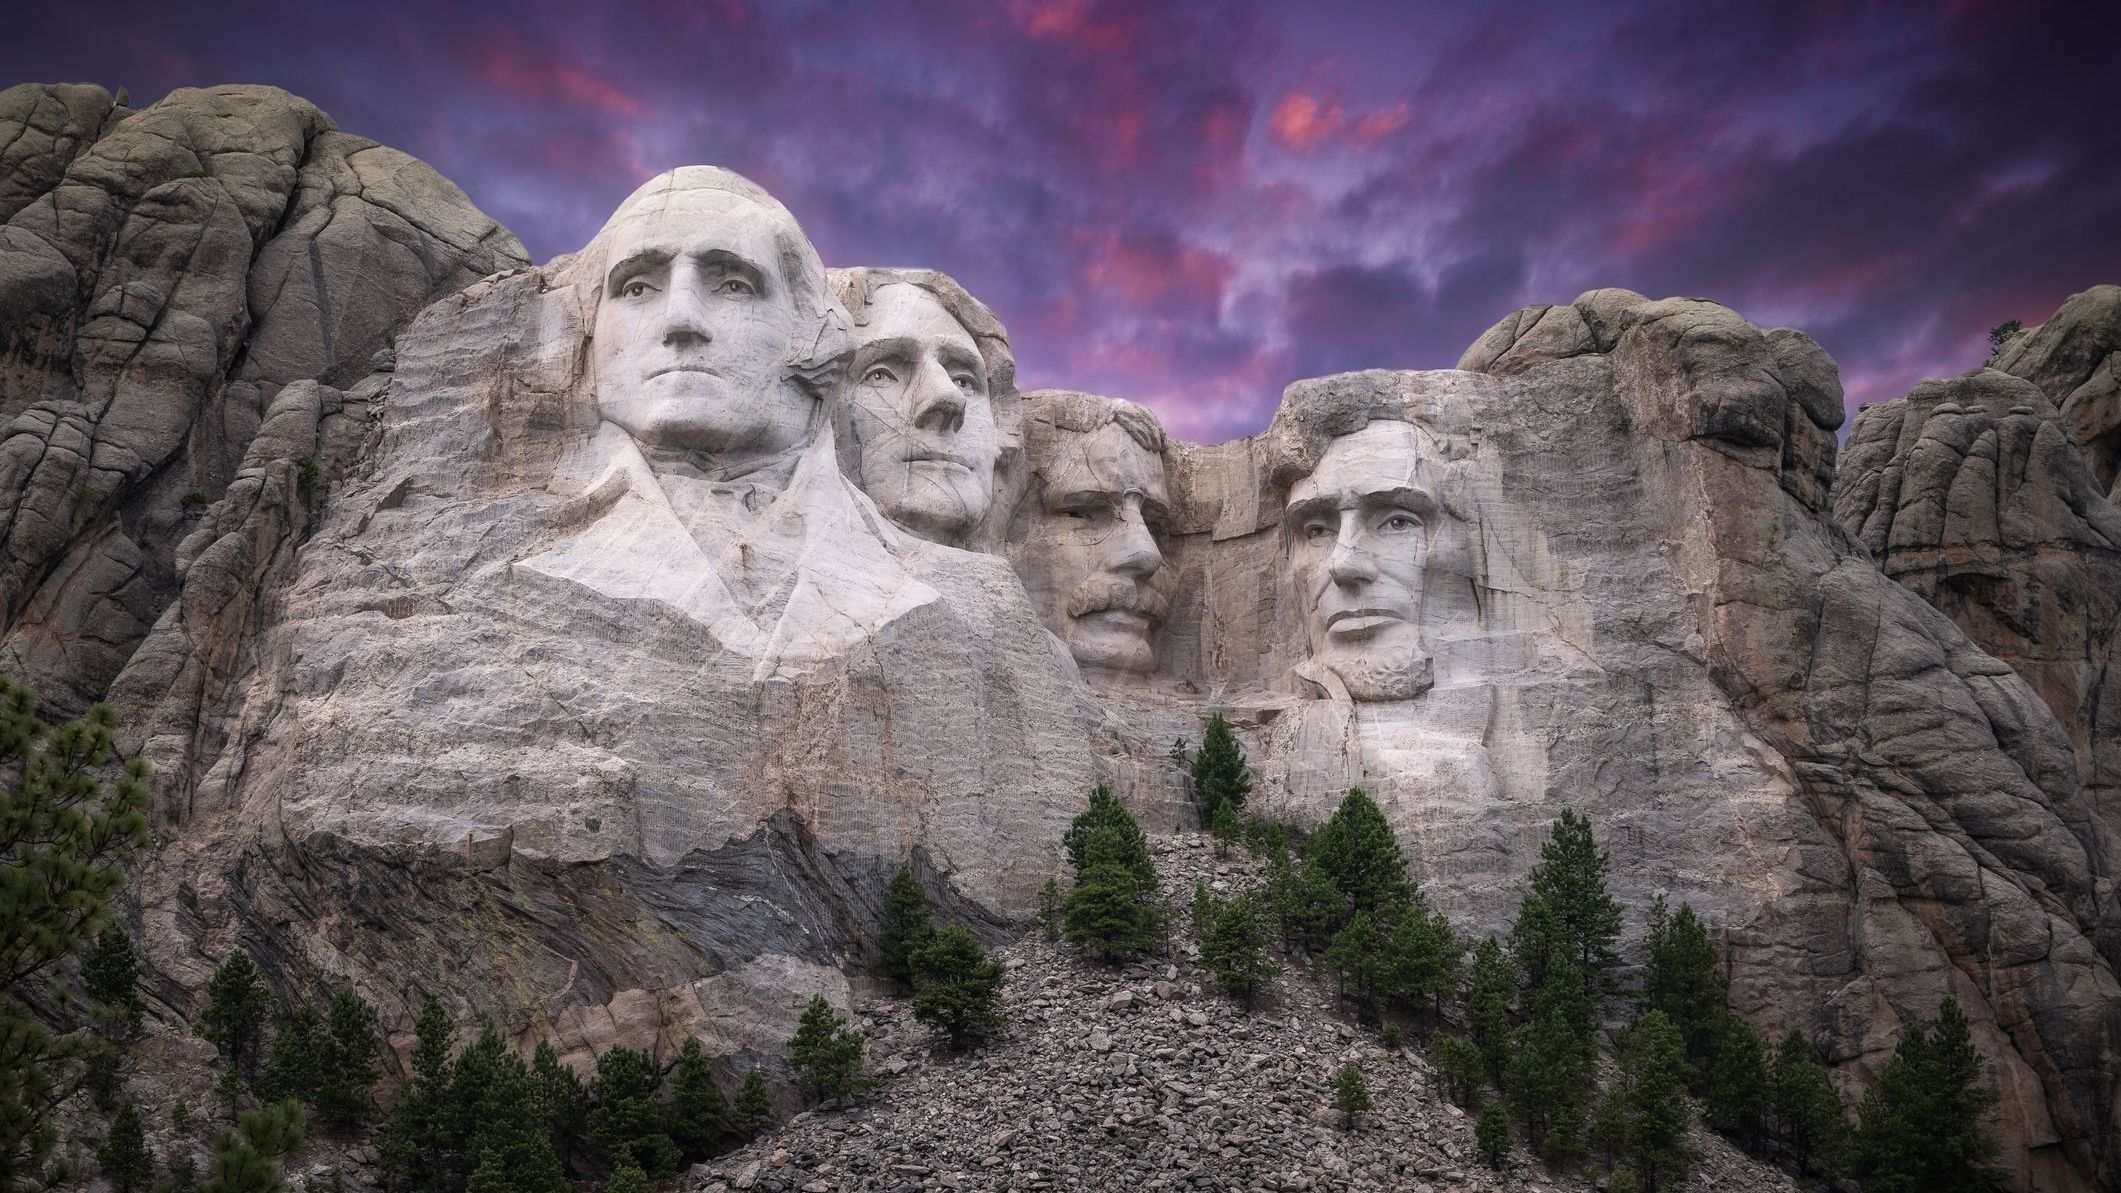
831, 267, 1018, 411
1261, 370, 1479, 493
1019, 389, 1168, 464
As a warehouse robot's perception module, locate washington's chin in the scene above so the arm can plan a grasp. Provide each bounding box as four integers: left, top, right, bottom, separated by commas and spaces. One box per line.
1067, 613, 1159, 673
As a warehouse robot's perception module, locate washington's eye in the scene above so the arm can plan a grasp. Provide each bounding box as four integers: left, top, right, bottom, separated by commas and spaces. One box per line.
863, 366, 898, 385
621, 279, 655, 299
715, 277, 757, 296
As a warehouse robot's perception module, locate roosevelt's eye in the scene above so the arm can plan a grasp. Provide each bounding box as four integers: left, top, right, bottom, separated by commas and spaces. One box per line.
715, 276, 757, 296
620, 279, 656, 299
863, 365, 899, 386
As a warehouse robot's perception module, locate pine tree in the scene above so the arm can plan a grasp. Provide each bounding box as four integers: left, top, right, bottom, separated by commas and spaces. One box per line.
531, 1039, 589, 1169
874, 866, 935, 994
1198, 894, 1276, 1010
1189, 881, 1215, 940
1061, 785, 1154, 887
463, 1042, 568, 1193
1614, 1011, 1692, 1191
1303, 789, 1409, 917
1641, 898, 1723, 1079
1507, 961, 1597, 1164
1464, 937, 1516, 1085
666, 1038, 727, 1164
200, 1098, 303, 1193
1704, 1016, 1770, 1151
910, 925, 1005, 1050
1475, 1100, 1511, 1169
1263, 853, 1345, 954
1384, 897, 1462, 1030
731, 1069, 772, 1140
203, 952, 272, 1097
99, 1102, 155, 1193
85, 926, 146, 1037
602, 1164, 649, 1193
1853, 998, 2006, 1193
314, 989, 378, 1131
1508, 808, 1622, 1009
160, 1150, 200, 1193
377, 997, 455, 1193
1432, 1034, 1485, 1109
1333, 1065, 1371, 1130
1036, 879, 1063, 941
786, 996, 867, 1105
1770, 1031, 1848, 1178
1324, 911, 1390, 1023
1062, 826, 1164, 962
257, 1002, 324, 1106
1207, 799, 1239, 857
0, 682, 150, 1188
1588, 1085, 1628, 1173
587, 1045, 679, 1177
1189, 713, 1251, 825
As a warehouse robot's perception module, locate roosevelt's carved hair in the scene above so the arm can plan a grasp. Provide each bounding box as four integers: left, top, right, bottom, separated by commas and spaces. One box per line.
1018, 389, 1168, 462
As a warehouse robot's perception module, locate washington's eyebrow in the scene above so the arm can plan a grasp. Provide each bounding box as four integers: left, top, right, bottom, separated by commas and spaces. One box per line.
689, 248, 768, 291
605, 248, 672, 294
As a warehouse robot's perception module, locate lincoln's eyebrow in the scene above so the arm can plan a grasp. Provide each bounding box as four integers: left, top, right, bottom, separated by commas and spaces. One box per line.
605, 248, 672, 295
1283, 494, 1338, 526
1356, 484, 1439, 517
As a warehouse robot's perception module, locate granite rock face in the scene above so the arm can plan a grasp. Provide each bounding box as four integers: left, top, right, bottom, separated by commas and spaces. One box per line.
1994, 285, 2121, 494
1, 92, 2113, 1190
0, 82, 526, 711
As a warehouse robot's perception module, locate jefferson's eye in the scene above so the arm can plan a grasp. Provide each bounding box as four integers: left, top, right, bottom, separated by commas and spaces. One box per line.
952, 374, 979, 393
863, 366, 898, 385
621, 279, 655, 299
715, 277, 756, 296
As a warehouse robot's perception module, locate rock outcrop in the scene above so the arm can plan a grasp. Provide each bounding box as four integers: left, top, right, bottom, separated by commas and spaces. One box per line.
1994, 285, 2121, 494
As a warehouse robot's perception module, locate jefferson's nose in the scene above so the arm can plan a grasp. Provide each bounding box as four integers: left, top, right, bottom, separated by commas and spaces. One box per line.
911, 360, 967, 435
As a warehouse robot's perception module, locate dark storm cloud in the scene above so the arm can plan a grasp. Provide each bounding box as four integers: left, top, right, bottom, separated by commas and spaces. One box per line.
11, 0, 2116, 439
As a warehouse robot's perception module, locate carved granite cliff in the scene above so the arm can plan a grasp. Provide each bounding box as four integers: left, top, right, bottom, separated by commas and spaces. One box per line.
1, 86, 2116, 1191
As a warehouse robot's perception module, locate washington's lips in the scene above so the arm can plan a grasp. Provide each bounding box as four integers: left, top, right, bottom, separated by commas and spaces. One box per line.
647, 362, 721, 379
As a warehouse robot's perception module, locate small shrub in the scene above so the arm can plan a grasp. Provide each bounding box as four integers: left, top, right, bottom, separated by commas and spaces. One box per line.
1333, 1064, 1371, 1130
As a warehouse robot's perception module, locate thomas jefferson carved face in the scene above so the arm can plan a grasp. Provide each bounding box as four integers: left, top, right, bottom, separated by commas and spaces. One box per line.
591, 186, 812, 463
1010, 413, 1171, 673
842, 282, 1001, 544
1285, 420, 1438, 702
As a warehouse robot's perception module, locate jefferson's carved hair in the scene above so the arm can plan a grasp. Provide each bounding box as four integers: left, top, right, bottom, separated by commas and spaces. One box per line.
830, 267, 1018, 410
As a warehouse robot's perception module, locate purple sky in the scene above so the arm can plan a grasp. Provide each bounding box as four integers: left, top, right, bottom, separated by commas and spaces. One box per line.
16, 1, 2121, 441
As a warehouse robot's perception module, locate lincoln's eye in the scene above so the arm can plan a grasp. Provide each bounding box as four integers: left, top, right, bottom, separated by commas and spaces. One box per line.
1305, 522, 1334, 541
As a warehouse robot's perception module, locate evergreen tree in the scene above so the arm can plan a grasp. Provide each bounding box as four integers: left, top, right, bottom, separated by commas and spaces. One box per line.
1464, 937, 1516, 1085
1384, 897, 1462, 1029
200, 1098, 303, 1193
0, 682, 150, 1189
85, 926, 146, 1037
1189, 881, 1214, 940
1062, 826, 1164, 962
1588, 1085, 1628, 1173
1641, 898, 1723, 1078
1770, 1031, 1848, 1178
786, 996, 867, 1105
1303, 789, 1409, 917
874, 866, 935, 994
1262, 853, 1345, 954
1506, 961, 1597, 1164
257, 1002, 324, 1106
1188, 713, 1251, 825
462, 1042, 568, 1193
159, 1150, 200, 1193
1061, 785, 1154, 887
1324, 910, 1390, 1023
1507, 808, 1622, 1008
1475, 1100, 1511, 1169
1333, 1065, 1371, 1130
1036, 879, 1063, 941
203, 952, 272, 1098
1613, 1011, 1692, 1192
1853, 998, 2006, 1193
1704, 1016, 1770, 1151
667, 1038, 726, 1164
602, 1164, 649, 1193
377, 997, 455, 1193
531, 1039, 589, 1169
1198, 894, 1276, 1010
99, 1102, 155, 1193
910, 924, 1005, 1050
1432, 1034, 1485, 1110
315, 989, 378, 1131
1207, 799, 1239, 857
731, 1069, 772, 1141
587, 1045, 679, 1177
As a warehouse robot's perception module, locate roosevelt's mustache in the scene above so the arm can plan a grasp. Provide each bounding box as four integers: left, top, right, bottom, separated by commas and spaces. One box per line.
1067, 575, 1169, 624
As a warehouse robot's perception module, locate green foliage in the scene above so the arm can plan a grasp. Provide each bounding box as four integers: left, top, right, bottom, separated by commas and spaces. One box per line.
1588, 1085, 1628, 1172
1324, 911, 1389, 1023
1384, 896, 1462, 1028
910, 924, 1005, 1050
601, 1163, 649, 1193
203, 951, 271, 1094
1188, 713, 1251, 825
1062, 827, 1165, 962
296, 459, 321, 500
1332, 1064, 1371, 1129
85, 926, 146, 1036
257, 1003, 323, 1107
1189, 881, 1212, 940
731, 1069, 772, 1141
667, 1038, 726, 1164
1262, 853, 1345, 954
587, 1044, 679, 1178
1853, 997, 2006, 1193
1464, 937, 1516, 1085
1036, 879, 1063, 942
531, 1039, 589, 1167
0, 682, 150, 1187
1704, 1016, 1770, 1151
200, 1098, 303, 1193
1610, 1011, 1692, 1192
874, 867, 935, 994
1507, 808, 1622, 1011
158, 1150, 199, 1193
1206, 800, 1239, 856
377, 997, 455, 1192
787, 996, 867, 1105
1641, 898, 1723, 1079
1241, 815, 1292, 861
1378, 1022, 1403, 1050
99, 1102, 155, 1193
1475, 1100, 1511, 1169
1432, 1034, 1485, 1110
455, 1032, 568, 1193
1061, 785, 1154, 888
1197, 893, 1276, 1010
1770, 1031, 1848, 1178
1506, 962, 1598, 1165
1303, 788, 1409, 918
314, 989, 378, 1130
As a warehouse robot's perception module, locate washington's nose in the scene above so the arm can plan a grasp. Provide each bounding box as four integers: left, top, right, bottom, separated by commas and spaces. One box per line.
660, 283, 713, 348
911, 360, 967, 435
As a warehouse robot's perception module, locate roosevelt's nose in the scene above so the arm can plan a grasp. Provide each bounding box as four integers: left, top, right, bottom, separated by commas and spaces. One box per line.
911, 359, 967, 435
1108, 499, 1164, 579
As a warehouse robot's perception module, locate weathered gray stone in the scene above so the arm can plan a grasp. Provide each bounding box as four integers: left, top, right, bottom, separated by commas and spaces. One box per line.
1994, 285, 2121, 493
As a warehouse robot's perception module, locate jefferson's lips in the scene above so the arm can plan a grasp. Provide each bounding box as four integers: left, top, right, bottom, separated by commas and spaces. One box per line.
904, 449, 973, 469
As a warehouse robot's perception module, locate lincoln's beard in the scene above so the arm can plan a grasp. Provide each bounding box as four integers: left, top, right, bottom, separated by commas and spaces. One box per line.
1321, 641, 1434, 703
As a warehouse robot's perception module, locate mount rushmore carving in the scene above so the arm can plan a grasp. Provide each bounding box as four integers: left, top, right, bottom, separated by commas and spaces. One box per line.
4, 86, 2119, 1190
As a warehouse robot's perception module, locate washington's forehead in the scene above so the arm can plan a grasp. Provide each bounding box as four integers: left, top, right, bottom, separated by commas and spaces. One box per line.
602, 189, 790, 257
860, 283, 977, 353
